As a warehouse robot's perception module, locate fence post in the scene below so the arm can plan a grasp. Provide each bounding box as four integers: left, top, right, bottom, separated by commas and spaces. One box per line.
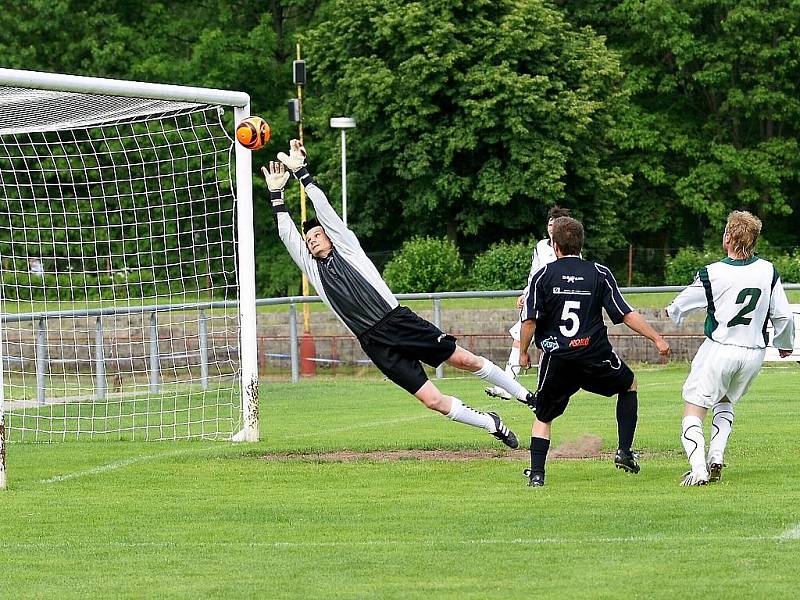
149, 312, 160, 393
433, 298, 444, 379
35, 317, 47, 404
199, 309, 209, 391
95, 316, 106, 400
289, 303, 299, 383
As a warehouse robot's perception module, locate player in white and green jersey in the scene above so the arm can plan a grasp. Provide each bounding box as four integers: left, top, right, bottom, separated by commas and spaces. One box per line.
667, 211, 795, 486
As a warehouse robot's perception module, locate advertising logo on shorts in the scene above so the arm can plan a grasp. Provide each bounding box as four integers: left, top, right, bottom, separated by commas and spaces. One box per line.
541, 336, 560, 352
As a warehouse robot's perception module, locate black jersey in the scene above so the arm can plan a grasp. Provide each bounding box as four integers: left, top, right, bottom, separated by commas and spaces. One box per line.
521, 256, 633, 358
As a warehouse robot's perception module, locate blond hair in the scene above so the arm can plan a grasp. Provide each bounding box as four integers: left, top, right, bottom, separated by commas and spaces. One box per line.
725, 211, 762, 258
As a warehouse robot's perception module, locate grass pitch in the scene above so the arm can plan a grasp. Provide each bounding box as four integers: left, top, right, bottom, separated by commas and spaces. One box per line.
1, 364, 799, 598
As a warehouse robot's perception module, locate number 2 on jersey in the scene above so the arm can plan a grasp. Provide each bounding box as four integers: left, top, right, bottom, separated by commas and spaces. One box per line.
727, 287, 761, 327
560, 301, 581, 337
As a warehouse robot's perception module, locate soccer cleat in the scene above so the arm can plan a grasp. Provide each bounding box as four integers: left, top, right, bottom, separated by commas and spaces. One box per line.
680, 470, 709, 486
523, 468, 545, 487
708, 462, 725, 483
614, 449, 641, 474
484, 386, 512, 400
487, 412, 519, 449
518, 391, 537, 411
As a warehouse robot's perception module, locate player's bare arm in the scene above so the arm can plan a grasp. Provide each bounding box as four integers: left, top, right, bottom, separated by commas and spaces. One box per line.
519, 318, 536, 368
622, 311, 671, 356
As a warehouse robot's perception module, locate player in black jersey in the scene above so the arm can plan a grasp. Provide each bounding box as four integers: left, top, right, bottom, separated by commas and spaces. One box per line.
518, 217, 670, 486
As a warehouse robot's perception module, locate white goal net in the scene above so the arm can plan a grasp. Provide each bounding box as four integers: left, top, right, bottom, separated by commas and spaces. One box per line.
0, 70, 259, 487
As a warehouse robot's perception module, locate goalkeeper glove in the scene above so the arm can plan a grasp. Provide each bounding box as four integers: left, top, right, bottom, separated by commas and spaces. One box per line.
262, 162, 290, 214
277, 139, 312, 185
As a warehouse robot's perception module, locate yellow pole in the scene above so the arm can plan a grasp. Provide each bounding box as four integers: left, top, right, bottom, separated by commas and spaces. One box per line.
297, 42, 310, 334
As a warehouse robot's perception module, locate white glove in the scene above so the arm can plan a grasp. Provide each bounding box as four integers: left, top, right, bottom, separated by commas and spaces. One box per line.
276, 139, 308, 173
261, 161, 290, 194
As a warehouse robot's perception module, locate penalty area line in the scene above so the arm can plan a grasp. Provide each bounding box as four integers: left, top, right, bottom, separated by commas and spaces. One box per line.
777, 523, 800, 540
39, 446, 219, 485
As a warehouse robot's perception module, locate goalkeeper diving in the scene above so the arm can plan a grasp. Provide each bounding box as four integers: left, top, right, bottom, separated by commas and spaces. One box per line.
264, 140, 535, 449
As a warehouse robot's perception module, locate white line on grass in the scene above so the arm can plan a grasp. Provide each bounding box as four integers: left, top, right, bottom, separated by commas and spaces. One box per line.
1, 534, 795, 550
39, 446, 218, 485
777, 523, 800, 540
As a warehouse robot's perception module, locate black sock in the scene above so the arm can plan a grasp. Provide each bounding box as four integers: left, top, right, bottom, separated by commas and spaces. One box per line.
616, 390, 638, 452
530, 436, 550, 476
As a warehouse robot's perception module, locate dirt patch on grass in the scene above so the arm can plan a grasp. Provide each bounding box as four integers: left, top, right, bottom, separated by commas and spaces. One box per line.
259, 435, 605, 462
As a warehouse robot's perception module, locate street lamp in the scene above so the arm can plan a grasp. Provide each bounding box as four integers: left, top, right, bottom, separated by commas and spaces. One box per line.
329, 117, 356, 226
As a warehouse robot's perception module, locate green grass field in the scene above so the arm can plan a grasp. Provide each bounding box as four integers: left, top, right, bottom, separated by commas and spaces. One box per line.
2, 364, 799, 598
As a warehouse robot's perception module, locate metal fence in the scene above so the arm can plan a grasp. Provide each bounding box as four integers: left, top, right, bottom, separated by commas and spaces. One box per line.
4, 285, 799, 400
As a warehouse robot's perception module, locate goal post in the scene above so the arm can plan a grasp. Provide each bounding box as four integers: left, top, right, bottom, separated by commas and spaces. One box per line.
0, 68, 260, 487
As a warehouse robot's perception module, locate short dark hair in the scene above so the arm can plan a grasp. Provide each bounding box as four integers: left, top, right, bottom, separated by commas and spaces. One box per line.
302, 217, 322, 234
551, 216, 584, 255
547, 206, 571, 221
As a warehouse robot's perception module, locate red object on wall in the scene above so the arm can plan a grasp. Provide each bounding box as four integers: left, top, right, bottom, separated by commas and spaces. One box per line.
300, 333, 317, 376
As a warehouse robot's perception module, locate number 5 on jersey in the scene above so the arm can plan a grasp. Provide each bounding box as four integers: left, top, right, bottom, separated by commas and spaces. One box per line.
560, 301, 581, 337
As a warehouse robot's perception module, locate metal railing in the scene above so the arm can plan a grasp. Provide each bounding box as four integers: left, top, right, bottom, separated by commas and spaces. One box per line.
3, 285, 799, 399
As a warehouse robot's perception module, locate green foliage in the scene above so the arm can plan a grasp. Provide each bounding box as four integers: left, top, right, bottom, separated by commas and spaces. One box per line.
664, 247, 724, 285
469, 241, 534, 290
560, 0, 800, 249
383, 236, 466, 292
767, 253, 800, 284
666, 244, 800, 285
305, 0, 631, 253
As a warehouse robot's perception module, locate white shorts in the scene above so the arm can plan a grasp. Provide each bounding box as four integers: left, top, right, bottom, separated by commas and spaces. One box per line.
682, 338, 765, 408
509, 319, 522, 341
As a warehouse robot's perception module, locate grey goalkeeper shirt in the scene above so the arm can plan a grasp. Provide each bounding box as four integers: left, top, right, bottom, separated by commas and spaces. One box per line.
274, 177, 398, 337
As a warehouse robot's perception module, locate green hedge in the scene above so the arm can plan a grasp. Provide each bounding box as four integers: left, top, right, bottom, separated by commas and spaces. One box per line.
665, 247, 800, 284
469, 241, 534, 290
383, 236, 466, 293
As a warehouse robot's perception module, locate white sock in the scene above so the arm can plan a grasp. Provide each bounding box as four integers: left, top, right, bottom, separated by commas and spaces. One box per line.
475, 357, 528, 400
505, 347, 521, 379
681, 415, 707, 474
707, 403, 734, 464
447, 397, 494, 432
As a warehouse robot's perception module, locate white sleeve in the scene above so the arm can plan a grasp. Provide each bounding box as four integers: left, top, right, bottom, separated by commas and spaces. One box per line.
769, 277, 795, 350
277, 211, 313, 276
304, 182, 362, 254
666, 273, 708, 325
526, 249, 541, 289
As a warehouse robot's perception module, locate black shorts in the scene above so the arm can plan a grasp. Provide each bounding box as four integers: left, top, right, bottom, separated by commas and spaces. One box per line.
530, 349, 635, 422
358, 306, 457, 394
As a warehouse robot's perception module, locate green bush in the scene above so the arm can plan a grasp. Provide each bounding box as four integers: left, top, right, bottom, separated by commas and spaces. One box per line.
383, 236, 466, 293
665, 247, 724, 285
469, 241, 534, 290
666, 246, 800, 284
769, 253, 800, 283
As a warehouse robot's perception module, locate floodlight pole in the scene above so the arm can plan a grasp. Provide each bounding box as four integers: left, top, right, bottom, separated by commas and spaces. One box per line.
329, 117, 356, 226
295, 43, 310, 335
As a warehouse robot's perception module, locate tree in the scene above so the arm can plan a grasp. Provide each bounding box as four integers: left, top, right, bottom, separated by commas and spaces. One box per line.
304, 0, 633, 257
559, 0, 800, 248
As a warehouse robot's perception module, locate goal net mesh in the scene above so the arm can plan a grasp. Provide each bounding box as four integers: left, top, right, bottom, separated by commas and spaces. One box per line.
0, 86, 242, 441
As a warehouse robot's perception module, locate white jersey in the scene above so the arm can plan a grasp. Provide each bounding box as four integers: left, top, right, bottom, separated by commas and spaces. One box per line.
667, 256, 794, 350
526, 238, 556, 290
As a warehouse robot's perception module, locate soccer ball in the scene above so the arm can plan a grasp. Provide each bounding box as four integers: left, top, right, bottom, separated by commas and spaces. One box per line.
235, 116, 270, 150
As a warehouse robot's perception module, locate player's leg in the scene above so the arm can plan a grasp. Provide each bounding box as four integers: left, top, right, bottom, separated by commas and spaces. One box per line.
706, 346, 765, 482
523, 352, 574, 487
359, 330, 518, 447
415, 381, 518, 448
707, 399, 733, 482
579, 350, 639, 473
446, 345, 532, 403
678, 340, 726, 485
524, 418, 552, 487
681, 402, 710, 485
485, 321, 522, 400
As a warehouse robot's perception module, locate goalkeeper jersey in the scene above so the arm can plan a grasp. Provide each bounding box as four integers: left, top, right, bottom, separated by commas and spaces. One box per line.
667, 256, 795, 349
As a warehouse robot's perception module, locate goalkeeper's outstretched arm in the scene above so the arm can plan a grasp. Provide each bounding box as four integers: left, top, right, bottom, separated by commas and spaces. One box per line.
278, 139, 361, 254
261, 161, 311, 276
